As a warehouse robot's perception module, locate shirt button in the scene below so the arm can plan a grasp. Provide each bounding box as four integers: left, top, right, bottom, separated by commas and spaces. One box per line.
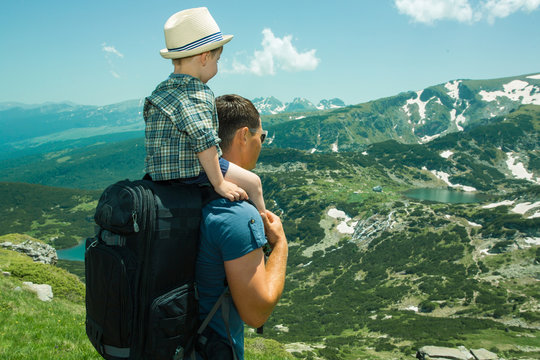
250, 219, 255, 224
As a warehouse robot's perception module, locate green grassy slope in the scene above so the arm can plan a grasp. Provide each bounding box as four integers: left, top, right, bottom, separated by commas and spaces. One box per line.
0, 249, 292, 359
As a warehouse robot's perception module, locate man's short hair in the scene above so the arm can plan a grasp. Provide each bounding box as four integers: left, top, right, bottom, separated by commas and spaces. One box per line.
216, 94, 260, 151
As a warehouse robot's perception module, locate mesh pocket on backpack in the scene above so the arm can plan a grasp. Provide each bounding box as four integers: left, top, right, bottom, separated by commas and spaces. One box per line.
85, 239, 135, 355
146, 282, 198, 360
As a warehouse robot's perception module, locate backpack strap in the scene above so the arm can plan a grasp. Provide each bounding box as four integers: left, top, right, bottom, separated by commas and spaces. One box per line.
220, 290, 238, 360
193, 287, 238, 360
103, 344, 130, 358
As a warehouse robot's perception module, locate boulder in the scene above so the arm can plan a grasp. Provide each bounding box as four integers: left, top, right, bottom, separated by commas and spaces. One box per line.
0, 240, 58, 265
470, 348, 498, 360
22, 281, 53, 302
417, 346, 472, 360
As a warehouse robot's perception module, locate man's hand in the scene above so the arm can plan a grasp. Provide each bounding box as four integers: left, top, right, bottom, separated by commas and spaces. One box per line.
260, 210, 287, 250
215, 180, 248, 202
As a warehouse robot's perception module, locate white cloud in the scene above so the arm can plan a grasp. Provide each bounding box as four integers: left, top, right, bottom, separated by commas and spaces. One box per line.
101, 43, 124, 58
395, 0, 540, 24
225, 28, 320, 76
101, 43, 123, 78
395, 0, 474, 24
482, 0, 540, 23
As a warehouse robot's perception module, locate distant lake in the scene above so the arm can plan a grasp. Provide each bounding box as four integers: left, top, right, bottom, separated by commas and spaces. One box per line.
57, 241, 86, 262
404, 188, 488, 203
59, 188, 486, 262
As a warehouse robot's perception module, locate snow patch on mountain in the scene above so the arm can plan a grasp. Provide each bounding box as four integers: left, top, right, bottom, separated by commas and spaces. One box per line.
479, 80, 540, 105
440, 150, 453, 159
482, 200, 515, 209
403, 90, 428, 120
482, 200, 540, 219
328, 208, 357, 234
425, 167, 477, 192
419, 134, 440, 143
512, 201, 540, 215
506, 152, 539, 184
526, 74, 540, 80
444, 80, 461, 100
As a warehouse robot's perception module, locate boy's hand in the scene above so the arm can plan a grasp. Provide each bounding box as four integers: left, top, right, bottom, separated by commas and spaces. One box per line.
260, 210, 287, 250
215, 180, 248, 202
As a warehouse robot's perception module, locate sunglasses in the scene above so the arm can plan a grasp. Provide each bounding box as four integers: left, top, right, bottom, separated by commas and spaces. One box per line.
249, 129, 268, 144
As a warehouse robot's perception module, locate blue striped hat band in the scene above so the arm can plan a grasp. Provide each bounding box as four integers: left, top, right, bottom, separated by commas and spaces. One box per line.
168, 32, 224, 52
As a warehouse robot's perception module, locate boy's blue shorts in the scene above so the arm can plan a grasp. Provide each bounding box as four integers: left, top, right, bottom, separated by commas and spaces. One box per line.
181, 157, 230, 185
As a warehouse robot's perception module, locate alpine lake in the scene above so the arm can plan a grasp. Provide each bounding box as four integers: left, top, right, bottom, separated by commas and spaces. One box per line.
404, 187, 489, 204
58, 188, 489, 262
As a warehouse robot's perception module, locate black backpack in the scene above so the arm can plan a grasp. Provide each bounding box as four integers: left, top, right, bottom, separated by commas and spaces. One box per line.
85, 178, 232, 360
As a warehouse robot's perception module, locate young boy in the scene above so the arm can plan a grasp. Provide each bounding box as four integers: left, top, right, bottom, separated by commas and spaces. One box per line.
144, 7, 265, 212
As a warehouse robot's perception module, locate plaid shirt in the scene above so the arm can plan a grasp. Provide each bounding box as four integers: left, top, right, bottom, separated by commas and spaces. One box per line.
144, 74, 222, 181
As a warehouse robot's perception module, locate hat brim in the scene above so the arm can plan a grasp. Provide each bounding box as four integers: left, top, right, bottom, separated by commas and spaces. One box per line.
160, 35, 233, 59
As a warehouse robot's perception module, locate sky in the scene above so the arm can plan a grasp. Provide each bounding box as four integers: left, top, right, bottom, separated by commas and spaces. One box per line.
1, 0, 539, 107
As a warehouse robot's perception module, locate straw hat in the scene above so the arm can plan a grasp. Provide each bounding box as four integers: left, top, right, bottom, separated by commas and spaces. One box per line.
160, 7, 233, 59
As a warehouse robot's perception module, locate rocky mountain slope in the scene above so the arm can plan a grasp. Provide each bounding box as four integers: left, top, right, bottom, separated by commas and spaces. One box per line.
0, 105, 538, 358
264, 73, 540, 152
1, 72, 537, 161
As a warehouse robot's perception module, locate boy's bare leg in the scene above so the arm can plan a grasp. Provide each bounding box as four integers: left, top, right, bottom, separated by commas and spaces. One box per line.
225, 162, 266, 213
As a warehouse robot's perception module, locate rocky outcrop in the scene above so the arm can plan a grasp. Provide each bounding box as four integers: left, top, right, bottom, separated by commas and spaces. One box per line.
352, 211, 397, 247
0, 240, 58, 265
416, 346, 498, 360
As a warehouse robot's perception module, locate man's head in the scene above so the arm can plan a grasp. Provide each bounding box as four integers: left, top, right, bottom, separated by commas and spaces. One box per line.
216, 94, 265, 170
160, 7, 232, 60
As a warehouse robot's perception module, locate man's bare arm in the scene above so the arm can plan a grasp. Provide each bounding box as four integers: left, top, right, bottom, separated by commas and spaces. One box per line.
224, 210, 288, 328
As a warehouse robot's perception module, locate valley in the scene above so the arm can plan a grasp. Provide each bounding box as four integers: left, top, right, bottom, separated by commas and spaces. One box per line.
0, 74, 539, 359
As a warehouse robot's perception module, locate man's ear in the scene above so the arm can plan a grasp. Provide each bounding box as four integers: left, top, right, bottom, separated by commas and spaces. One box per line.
233, 127, 249, 145
240, 127, 250, 143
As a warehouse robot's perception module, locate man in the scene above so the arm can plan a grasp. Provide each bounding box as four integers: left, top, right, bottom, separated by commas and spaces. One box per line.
195, 94, 288, 359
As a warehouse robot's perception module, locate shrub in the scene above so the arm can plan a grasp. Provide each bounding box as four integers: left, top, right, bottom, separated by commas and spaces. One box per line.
2, 250, 84, 303
419, 300, 437, 313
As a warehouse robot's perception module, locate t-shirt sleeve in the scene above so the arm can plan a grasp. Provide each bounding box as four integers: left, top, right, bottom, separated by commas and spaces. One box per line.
217, 203, 267, 262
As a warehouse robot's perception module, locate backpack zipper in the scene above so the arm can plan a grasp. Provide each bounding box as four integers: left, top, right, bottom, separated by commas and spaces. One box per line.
132, 211, 140, 233
135, 184, 156, 357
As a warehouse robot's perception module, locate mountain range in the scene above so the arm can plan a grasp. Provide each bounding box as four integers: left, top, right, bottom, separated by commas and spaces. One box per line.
263, 73, 540, 152
1, 72, 538, 161
252, 96, 347, 115
0, 72, 539, 359
0, 96, 345, 161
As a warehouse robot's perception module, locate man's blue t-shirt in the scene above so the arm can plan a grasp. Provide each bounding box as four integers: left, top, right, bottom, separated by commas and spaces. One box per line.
196, 199, 266, 359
